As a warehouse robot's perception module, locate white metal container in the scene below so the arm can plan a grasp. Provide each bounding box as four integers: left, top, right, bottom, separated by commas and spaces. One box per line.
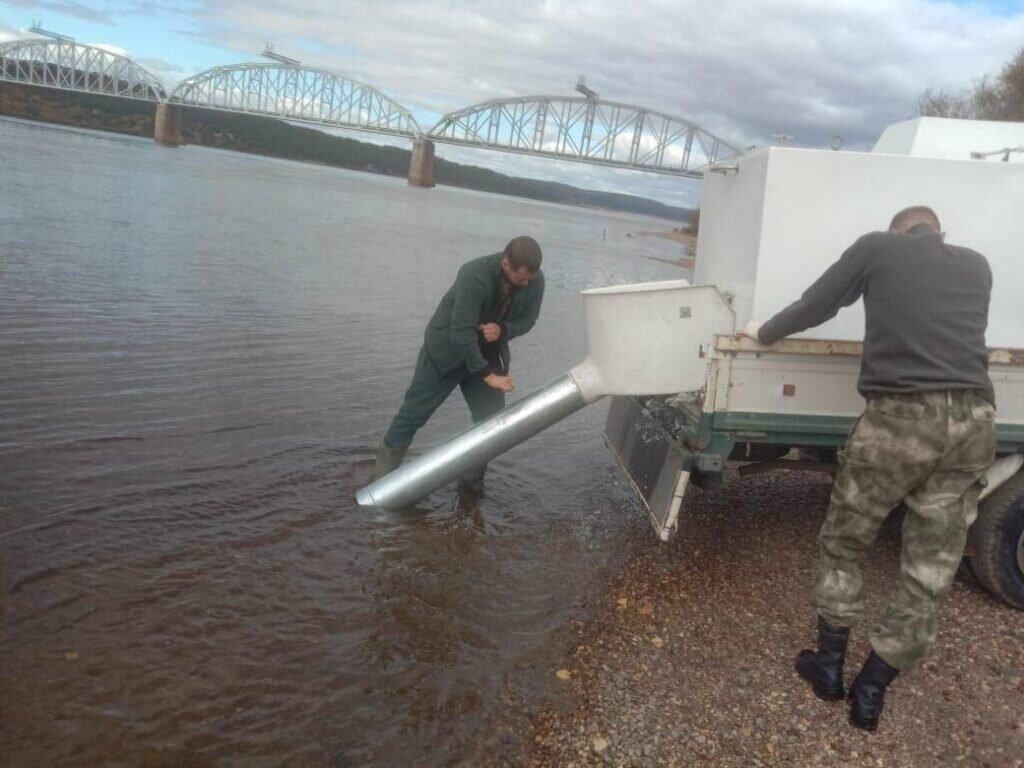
873, 117, 1024, 162
570, 281, 736, 399
695, 119, 1024, 347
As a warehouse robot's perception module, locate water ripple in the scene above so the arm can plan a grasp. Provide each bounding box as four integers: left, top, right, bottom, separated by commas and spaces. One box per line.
0, 116, 683, 766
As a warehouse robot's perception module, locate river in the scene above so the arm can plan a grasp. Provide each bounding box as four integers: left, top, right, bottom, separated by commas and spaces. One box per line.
0, 116, 690, 766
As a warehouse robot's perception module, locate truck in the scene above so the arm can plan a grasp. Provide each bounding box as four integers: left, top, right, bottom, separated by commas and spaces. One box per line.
605, 116, 1024, 609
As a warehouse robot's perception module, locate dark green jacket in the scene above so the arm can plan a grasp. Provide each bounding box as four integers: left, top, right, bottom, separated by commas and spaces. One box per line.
424, 252, 545, 376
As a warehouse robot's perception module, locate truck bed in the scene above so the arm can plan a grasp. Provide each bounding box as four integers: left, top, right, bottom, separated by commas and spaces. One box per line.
605, 336, 1024, 541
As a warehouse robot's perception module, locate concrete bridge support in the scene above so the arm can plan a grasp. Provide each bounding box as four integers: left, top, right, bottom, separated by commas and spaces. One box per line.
153, 103, 183, 146
407, 138, 435, 187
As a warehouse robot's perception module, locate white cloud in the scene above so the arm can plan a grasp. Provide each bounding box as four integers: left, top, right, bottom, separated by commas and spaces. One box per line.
3, 0, 113, 25
181, 0, 1024, 150
10, 1, 1024, 205
136, 56, 190, 87
155, 0, 1024, 204
0, 22, 24, 43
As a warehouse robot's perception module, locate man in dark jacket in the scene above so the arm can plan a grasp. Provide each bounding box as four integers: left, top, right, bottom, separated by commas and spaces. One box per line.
373, 236, 545, 485
742, 206, 995, 732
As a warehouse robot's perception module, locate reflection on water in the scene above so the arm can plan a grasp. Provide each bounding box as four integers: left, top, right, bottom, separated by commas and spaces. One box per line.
0, 116, 690, 765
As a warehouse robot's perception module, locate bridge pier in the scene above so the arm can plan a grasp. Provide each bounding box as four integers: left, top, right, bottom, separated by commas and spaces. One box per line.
407, 138, 435, 187
153, 103, 183, 147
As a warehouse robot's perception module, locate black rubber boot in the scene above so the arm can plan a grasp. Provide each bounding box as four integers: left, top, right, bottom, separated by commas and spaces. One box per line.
794, 617, 850, 701
848, 651, 900, 732
372, 440, 408, 481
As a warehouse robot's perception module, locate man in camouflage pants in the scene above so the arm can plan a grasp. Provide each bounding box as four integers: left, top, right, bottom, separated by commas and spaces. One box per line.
743, 206, 996, 731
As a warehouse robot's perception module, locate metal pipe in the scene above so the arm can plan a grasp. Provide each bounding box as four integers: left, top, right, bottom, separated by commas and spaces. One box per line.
356, 373, 591, 509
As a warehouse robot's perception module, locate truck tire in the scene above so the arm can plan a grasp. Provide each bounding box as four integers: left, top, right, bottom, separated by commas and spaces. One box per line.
969, 471, 1024, 610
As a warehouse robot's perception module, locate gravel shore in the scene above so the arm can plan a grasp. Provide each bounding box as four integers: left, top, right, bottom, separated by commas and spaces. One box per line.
507, 467, 1024, 767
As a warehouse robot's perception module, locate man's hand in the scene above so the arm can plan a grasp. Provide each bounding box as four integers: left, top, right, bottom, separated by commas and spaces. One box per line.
478, 323, 502, 342
483, 373, 514, 392
737, 320, 764, 342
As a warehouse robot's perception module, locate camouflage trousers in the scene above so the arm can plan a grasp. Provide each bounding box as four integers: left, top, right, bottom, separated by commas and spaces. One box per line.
813, 390, 996, 670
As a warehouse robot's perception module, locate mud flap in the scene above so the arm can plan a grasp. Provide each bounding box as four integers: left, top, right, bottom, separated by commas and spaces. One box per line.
603, 396, 690, 542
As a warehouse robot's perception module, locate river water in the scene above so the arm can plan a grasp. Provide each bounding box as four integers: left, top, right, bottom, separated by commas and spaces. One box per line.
0, 116, 690, 766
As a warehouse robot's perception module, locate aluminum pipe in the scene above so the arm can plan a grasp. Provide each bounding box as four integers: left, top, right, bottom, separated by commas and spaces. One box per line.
356, 373, 592, 509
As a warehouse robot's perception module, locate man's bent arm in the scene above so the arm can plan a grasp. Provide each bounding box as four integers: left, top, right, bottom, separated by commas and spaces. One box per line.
758, 235, 872, 345
502, 273, 545, 341
450, 270, 491, 374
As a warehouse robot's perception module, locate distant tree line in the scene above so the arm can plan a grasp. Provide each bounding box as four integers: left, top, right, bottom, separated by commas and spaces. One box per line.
919, 47, 1024, 121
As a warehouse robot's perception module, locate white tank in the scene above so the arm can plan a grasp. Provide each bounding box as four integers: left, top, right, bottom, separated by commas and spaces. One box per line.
569, 281, 736, 399
873, 117, 1024, 162
694, 117, 1024, 348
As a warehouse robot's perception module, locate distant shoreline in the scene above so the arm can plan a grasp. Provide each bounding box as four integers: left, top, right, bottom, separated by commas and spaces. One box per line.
641, 253, 695, 270
631, 229, 696, 245
0, 83, 691, 223
629, 229, 697, 269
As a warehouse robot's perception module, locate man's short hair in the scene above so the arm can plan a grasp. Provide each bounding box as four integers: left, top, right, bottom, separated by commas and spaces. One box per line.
889, 206, 942, 234
504, 236, 542, 272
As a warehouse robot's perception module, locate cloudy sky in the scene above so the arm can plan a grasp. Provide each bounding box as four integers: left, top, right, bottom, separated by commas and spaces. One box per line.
2, 0, 1023, 206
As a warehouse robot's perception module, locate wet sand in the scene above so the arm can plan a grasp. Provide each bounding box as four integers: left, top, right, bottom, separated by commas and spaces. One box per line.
632, 229, 697, 246
640, 254, 695, 270
484, 467, 1024, 767
633, 229, 696, 270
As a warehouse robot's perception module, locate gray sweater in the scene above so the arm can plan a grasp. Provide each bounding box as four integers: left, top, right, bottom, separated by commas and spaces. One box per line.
758, 224, 994, 405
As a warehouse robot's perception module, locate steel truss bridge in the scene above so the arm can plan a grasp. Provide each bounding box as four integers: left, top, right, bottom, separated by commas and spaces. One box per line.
0, 38, 166, 101
428, 96, 732, 177
0, 37, 739, 176
169, 62, 421, 137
